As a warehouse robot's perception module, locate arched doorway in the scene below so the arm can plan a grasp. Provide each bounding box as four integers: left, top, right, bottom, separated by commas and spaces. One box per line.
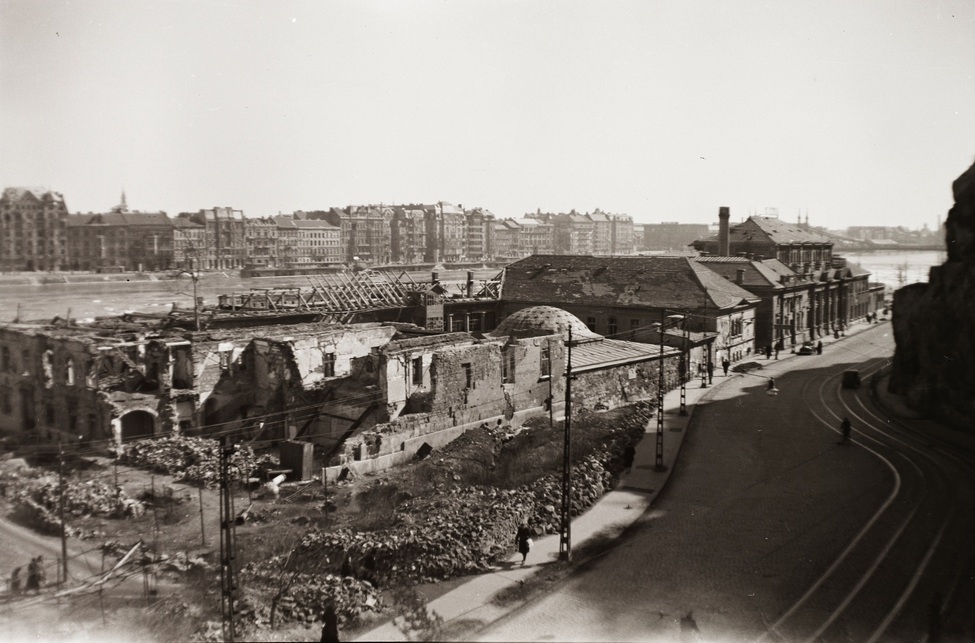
120, 410, 155, 442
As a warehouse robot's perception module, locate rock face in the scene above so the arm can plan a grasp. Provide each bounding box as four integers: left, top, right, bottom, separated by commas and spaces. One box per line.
890, 158, 975, 430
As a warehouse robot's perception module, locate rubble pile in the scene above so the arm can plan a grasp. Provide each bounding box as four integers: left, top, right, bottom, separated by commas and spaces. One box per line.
10, 476, 147, 535
240, 569, 379, 629
242, 404, 650, 625
119, 435, 277, 487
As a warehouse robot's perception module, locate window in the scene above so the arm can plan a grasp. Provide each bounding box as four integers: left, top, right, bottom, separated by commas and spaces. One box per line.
586, 317, 597, 332
411, 356, 423, 386
502, 347, 515, 384
0, 387, 10, 414
0, 345, 7, 372
608, 317, 618, 336
462, 362, 473, 389
219, 350, 232, 371
630, 319, 640, 331
66, 358, 75, 386
540, 344, 551, 378
45, 403, 55, 425
323, 351, 336, 377
21, 349, 30, 376
42, 350, 54, 388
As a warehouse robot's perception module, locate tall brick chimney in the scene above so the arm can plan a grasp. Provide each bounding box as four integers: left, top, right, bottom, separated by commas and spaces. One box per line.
718, 206, 731, 256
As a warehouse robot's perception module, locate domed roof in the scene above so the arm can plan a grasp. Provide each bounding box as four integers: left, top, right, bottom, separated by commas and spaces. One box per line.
490, 306, 601, 341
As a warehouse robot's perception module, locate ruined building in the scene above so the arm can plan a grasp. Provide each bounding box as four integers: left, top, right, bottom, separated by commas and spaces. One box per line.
891, 159, 975, 430
0, 304, 680, 477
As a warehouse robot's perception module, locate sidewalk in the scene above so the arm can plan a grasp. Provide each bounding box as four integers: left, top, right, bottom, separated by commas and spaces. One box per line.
353, 320, 903, 641
354, 372, 722, 641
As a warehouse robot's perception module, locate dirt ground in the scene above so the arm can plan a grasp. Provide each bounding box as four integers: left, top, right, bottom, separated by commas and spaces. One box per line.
1, 403, 648, 641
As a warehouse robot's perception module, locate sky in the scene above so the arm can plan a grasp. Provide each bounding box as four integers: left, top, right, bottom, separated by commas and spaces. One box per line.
1, 0, 973, 229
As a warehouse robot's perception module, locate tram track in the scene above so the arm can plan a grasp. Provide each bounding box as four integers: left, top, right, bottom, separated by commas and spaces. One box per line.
761, 343, 975, 642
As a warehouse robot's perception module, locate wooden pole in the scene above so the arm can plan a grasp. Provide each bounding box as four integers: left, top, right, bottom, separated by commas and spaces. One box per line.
198, 487, 206, 546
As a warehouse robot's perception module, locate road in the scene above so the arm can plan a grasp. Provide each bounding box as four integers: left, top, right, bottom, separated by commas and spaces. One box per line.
478, 325, 975, 642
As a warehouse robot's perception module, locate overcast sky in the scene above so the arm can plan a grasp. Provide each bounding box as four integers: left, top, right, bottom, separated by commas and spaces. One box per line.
2, 0, 973, 228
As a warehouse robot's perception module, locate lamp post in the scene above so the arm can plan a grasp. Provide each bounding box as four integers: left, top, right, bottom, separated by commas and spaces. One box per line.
175, 262, 201, 331
559, 327, 573, 562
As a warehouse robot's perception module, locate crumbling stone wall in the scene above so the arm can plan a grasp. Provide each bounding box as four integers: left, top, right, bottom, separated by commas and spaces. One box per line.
891, 158, 975, 431
573, 355, 679, 411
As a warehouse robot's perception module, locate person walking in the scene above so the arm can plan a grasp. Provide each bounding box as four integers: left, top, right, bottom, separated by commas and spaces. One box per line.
516, 521, 533, 565
816, 340, 823, 355
623, 444, 636, 474
721, 358, 730, 376
9, 567, 21, 594
840, 417, 852, 445
320, 602, 340, 643
765, 345, 772, 359
25, 557, 39, 594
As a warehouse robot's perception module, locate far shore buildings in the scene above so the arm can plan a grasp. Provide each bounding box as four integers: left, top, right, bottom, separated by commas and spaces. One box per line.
0, 187, 69, 272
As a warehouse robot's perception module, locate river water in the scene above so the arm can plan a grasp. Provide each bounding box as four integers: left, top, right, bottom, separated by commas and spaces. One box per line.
0, 251, 945, 323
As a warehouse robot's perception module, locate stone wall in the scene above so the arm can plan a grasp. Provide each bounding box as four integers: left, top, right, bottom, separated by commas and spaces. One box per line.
890, 158, 975, 431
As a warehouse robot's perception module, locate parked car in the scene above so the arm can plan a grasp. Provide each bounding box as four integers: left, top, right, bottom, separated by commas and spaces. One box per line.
842, 370, 861, 389
797, 342, 815, 355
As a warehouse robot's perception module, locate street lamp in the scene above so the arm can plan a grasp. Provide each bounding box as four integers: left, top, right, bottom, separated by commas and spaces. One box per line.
174, 263, 201, 331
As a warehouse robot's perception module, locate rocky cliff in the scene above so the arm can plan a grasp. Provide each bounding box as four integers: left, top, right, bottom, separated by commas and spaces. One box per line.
890, 159, 975, 430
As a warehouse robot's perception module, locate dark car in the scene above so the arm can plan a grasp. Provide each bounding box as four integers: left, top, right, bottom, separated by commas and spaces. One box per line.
842, 370, 861, 389
797, 342, 815, 355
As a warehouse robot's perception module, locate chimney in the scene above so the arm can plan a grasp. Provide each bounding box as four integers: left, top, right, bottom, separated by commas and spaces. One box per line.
718, 207, 730, 256
735, 268, 745, 285
431, 271, 439, 284
466, 270, 474, 297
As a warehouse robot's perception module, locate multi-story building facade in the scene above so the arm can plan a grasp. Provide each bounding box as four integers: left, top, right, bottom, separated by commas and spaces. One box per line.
291, 219, 342, 267
172, 217, 206, 270
644, 222, 710, 252
437, 202, 466, 263
322, 206, 391, 264
516, 218, 554, 256
0, 187, 69, 272
390, 206, 428, 264
588, 212, 613, 255
464, 207, 495, 262
606, 212, 635, 255
244, 217, 279, 268
177, 207, 248, 269
66, 210, 174, 271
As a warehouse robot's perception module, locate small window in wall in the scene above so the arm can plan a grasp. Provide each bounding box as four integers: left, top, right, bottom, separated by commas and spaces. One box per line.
21, 349, 30, 376
586, 317, 597, 332
219, 350, 232, 371
66, 358, 75, 386
540, 344, 551, 378
323, 351, 336, 377
0, 345, 8, 372
0, 387, 10, 414
630, 319, 640, 331
42, 350, 54, 388
501, 348, 515, 384
462, 362, 473, 389
608, 317, 618, 336
411, 356, 423, 386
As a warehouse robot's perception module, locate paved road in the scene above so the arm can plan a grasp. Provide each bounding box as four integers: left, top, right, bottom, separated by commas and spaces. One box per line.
478, 325, 975, 642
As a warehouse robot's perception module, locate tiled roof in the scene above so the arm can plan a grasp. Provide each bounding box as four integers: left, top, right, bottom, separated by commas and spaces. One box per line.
697, 216, 832, 247
693, 257, 785, 289
502, 255, 759, 311
571, 338, 674, 373
291, 219, 338, 229
3, 187, 56, 202
65, 212, 172, 227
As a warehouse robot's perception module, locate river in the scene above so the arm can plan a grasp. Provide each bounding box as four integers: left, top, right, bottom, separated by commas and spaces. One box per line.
0, 251, 945, 323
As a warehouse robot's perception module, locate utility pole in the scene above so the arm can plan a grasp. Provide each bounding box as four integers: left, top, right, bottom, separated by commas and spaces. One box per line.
655, 309, 666, 471
58, 439, 68, 585
219, 437, 238, 642
559, 328, 573, 562
679, 310, 688, 415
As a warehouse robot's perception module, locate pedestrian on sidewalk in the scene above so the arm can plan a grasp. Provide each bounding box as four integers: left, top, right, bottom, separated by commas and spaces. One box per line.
25, 557, 39, 594
623, 443, 636, 474
321, 602, 340, 643
516, 521, 533, 565
840, 417, 852, 445
721, 358, 730, 376
774, 346, 780, 360
816, 340, 823, 355
765, 345, 772, 359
